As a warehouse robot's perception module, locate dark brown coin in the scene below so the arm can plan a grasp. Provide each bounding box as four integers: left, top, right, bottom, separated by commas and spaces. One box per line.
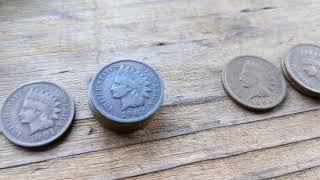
282, 44, 320, 98
222, 56, 287, 111
0, 81, 74, 148
89, 60, 164, 132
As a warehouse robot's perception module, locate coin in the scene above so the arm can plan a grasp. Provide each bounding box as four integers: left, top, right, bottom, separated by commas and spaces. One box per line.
222, 56, 287, 111
89, 60, 164, 132
282, 58, 314, 96
0, 81, 74, 148
282, 44, 320, 98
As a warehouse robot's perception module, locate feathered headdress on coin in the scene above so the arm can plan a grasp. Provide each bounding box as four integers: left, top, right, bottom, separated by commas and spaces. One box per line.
25, 88, 61, 119
115, 65, 152, 110
115, 65, 152, 97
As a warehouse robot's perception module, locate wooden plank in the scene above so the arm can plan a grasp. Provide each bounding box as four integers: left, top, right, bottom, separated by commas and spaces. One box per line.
1, 10, 320, 120
1, 12, 320, 169
0, 83, 320, 169
1, 0, 317, 38
130, 139, 320, 180
0, 0, 149, 20
0, 0, 319, 122
1, 2, 320, 59
272, 166, 320, 180
1, 0, 320, 179
1, 109, 320, 179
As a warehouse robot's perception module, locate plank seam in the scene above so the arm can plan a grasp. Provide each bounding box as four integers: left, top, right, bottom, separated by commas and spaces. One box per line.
266, 164, 320, 180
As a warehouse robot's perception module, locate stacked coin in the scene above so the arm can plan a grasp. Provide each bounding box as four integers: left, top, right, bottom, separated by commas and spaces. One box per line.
88, 60, 164, 132
222, 56, 287, 111
282, 44, 320, 98
0, 81, 74, 148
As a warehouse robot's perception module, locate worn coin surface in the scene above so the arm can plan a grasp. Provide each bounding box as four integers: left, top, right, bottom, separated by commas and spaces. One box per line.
89, 60, 164, 131
0, 81, 74, 148
222, 56, 287, 111
283, 44, 320, 97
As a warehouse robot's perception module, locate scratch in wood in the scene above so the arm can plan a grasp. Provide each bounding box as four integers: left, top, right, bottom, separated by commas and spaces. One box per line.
57, 69, 72, 74
240, 6, 278, 13
154, 42, 167, 47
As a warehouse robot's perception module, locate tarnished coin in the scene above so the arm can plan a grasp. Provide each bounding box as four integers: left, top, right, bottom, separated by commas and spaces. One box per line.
0, 81, 74, 148
222, 56, 287, 111
283, 44, 320, 98
89, 60, 164, 132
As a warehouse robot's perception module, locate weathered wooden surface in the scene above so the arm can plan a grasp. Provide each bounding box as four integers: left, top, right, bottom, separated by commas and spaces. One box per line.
1, 0, 320, 179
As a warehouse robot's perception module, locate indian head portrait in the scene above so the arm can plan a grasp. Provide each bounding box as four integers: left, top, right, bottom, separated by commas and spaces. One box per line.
240, 61, 276, 100
110, 65, 152, 111
19, 88, 61, 135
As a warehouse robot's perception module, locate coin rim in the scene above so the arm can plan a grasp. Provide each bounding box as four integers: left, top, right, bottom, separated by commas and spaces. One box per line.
283, 43, 320, 95
222, 55, 287, 111
282, 55, 320, 98
89, 60, 164, 124
0, 81, 75, 148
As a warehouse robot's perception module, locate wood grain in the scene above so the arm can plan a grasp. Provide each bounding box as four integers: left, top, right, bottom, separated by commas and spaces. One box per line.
130, 139, 320, 180
1, 109, 320, 179
272, 166, 320, 180
1, 0, 320, 179
1, 86, 320, 169
1, 0, 317, 38
1, 0, 320, 120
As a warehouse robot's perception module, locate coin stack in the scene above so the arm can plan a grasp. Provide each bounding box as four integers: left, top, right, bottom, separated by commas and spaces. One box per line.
282, 44, 320, 98
88, 60, 164, 132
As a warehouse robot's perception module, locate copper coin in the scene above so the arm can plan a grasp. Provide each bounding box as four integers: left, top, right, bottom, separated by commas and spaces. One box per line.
89, 60, 164, 132
0, 81, 74, 148
222, 56, 287, 111
283, 44, 320, 98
